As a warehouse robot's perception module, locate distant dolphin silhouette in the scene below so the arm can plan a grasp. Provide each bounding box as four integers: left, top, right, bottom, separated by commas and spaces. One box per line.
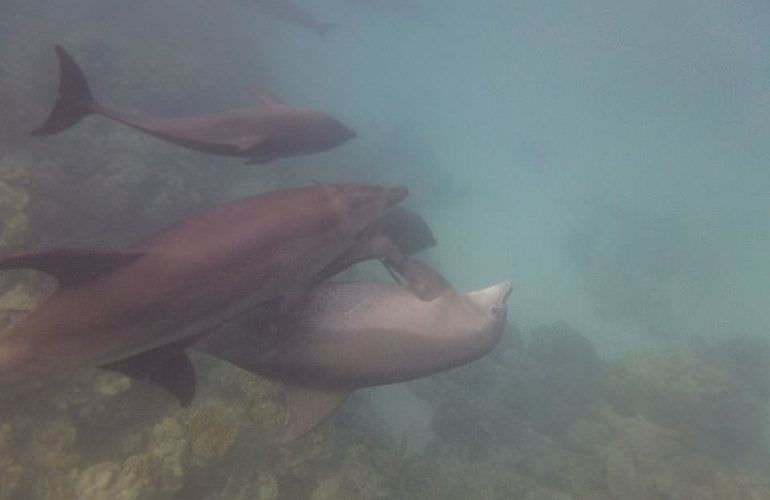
196, 258, 512, 441
0, 183, 406, 398
32, 46, 355, 164
255, 0, 336, 38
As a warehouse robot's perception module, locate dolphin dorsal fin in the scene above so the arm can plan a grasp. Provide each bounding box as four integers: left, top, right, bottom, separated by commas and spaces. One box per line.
277, 385, 350, 443
0, 248, 146, 287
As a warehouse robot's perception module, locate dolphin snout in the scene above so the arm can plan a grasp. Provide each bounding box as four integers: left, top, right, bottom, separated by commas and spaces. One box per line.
492, 281, 513, 316
467, 281, 512, 315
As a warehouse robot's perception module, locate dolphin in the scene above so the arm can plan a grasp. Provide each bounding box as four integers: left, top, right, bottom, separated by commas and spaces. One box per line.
101, 204, 437, 404
0, 183, 407, 393
254, 0, 336, 38
195, 257, 512, 441
32, 46, 356, 164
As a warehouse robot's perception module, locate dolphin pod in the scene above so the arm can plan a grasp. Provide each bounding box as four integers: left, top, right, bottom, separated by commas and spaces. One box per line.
32, 46, 356, 164
13, 30, 511, 444
0, 183, 406, 390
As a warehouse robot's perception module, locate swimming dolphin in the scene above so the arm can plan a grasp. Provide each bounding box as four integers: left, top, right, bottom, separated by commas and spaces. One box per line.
255, 0, 336, 38
0, 183, 407, 392
32, 46, 355, 164
102, 204, 437, 404
195, 258, 512, 441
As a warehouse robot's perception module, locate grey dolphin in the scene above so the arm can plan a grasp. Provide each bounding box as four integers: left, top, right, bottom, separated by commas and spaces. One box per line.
196, 258, 512, 441
0, 183, 407, 393
255, 0, 336, 38
32, 46, 355, 164
103, 204, 436, 404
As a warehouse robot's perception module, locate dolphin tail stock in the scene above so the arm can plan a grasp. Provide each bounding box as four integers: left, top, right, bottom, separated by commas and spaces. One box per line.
31, 45, 99, 136
315, 22, 336, 38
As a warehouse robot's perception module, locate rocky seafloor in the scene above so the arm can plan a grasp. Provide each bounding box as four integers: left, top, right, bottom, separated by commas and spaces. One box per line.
1, 273, 769, 500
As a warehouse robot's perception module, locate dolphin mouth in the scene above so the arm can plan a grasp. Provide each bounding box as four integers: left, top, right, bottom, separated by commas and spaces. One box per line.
466, 280, 512, 316
493, 281, 512, 312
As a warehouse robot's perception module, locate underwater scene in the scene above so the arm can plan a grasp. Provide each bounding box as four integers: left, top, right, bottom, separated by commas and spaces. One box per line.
1, 0, 770, 498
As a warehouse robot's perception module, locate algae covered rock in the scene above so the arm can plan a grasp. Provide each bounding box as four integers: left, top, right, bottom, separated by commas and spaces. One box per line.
521, 323, 602, 436
0, 454, 23, 500
27, 417, 79, 470
591, 407, 770, 500
604, 347, 768, 460
181, 402, 241, 466
74, 461, 149, 500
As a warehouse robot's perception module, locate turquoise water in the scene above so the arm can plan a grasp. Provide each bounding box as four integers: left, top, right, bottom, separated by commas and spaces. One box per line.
0, 1, 769, 498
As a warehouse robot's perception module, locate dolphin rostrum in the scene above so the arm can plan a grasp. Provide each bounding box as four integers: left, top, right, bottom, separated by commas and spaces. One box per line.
0, 183, 407, 392
32, 46, 356, 164
195, 258, 512, 441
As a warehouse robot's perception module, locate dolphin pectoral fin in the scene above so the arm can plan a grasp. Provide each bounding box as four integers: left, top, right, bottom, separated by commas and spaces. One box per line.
386, 257, 454, 301
0, 248, 146, 287
277, 385, 350, 443
102, 343, 197, 406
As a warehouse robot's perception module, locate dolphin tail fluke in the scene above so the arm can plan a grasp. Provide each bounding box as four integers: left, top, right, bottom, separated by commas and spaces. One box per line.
316, 22, 336, 38
31, 45, 98, 136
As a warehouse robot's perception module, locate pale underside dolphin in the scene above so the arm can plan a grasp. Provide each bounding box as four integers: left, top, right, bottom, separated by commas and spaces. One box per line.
0, 183, 406, 392
254, 0, 336, 38
32, 46, 356, 164
195, 258, 512, 442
